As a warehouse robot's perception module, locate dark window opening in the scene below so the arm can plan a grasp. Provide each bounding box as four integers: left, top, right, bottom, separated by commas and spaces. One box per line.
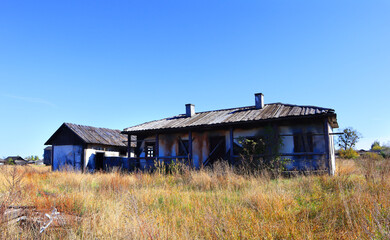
178, 140, 189, 156
95, 152, 104, 171
233, 141, 243, 155
119, 148, 127, 156
92, 146, 104, 150
207, 136, 226, 165
293, 133, 314, 153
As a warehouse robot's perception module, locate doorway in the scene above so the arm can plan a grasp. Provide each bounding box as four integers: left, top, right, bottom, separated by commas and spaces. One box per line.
207, 136, 226, 165
95, 152, 104, 171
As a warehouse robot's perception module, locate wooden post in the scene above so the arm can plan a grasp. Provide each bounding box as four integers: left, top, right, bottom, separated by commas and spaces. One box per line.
51, 145, 54, 172
323, 118, 331, 175
127, 134, 131, 159
127, 134, 131, 172
229, 128, 234, 163
155, 134, 159, 162
272, 123, 280, 156
188, 130, 193, 167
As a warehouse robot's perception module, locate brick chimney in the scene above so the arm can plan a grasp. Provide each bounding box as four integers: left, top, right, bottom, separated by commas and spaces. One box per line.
186, 104, 195, 117
255, 93, 264, 109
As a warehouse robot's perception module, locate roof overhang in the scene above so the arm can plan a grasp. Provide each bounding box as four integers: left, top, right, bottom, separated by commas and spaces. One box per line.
122, 113, 338, 136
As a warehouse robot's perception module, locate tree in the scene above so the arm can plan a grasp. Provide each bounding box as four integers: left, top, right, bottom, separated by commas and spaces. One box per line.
25, 155, 40, 161
7, 158, 15, 165
380, 144, 390, 158
338, 127, 361, 150
371, 141, 382, 151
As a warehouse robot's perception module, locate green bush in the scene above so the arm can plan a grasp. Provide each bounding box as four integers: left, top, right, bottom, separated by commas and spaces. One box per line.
381, 146, 390, 158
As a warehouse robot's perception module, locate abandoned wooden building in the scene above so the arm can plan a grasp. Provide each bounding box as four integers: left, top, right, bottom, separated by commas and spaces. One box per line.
122, 93, 339, 175
4, 156, 29, 165
45, 123, 135, 172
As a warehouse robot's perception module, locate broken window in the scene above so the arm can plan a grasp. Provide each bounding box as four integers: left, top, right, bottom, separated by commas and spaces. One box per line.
145, 142, 155, 158
178, 140, 189, 156
91, 146, 104, 151
293, 133, 313, 153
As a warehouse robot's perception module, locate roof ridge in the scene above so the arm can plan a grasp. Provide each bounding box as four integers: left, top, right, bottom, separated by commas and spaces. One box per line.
64, 122, 122, 132
123, 103, 335, 131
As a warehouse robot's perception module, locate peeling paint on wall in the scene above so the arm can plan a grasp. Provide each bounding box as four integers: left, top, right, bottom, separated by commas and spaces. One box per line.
52, 145, 82, 171
132, 120, 336, 172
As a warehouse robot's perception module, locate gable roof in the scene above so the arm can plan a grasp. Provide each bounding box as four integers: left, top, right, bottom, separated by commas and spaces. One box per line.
123, 103, 338, 133
5, 156, 25, 161
45, 123, 129, 147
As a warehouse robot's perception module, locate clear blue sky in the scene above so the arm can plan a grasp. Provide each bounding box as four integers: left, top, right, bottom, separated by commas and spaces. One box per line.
1, 0, 389, 158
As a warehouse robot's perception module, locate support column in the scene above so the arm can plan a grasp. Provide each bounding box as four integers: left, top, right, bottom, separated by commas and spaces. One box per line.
127, 134, 131, 159
127, 134, 131, 171
229, 127, 234, 163
188, 130, 193, 167
323, 118, 331, 175
51, 145, 54, 171
272, 124, 280, 153
155, 134, 159, 161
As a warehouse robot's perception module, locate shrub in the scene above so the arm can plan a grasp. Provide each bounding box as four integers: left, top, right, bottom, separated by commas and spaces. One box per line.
371, 141, 382, 151
360, 152, 383, 161
381, 146, 390, 158
237, 126, 286, 177
339, 148, 359, 159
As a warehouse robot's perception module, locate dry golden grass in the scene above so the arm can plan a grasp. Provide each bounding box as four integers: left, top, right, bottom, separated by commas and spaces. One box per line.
0, 158, 390, 239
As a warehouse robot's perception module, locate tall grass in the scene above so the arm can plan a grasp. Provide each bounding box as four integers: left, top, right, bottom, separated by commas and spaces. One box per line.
0, 158, 390, 239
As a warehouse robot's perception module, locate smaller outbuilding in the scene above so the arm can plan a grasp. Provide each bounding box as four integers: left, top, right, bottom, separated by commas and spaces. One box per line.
0, 158, 5, 165
4, 156, 29, 165
45, 123, 135, 172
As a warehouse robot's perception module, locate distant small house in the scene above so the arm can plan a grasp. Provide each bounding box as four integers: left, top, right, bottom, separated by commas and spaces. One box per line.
122, 93, 339, 175
0, 158, 5, 165
35, 159, 44, 165
43, 146, 52, 165
45, 123, 135, 172
4, 156, 29, 165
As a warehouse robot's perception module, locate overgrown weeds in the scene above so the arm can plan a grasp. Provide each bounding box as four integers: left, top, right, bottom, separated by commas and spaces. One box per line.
0, 158, 389, 239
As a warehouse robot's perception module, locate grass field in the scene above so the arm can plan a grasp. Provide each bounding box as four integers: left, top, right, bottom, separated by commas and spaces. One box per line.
1, 158, 390, 239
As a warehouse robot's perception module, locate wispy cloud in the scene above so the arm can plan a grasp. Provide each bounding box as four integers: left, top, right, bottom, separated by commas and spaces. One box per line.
3, 94, 56, 107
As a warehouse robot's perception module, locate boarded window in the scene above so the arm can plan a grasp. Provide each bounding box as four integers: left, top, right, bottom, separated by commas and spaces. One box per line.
293, 133, 313, 153
178, 140, 189, 156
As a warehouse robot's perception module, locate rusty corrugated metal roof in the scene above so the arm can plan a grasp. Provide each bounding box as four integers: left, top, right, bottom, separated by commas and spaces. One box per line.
64, 123, 130, 147
124, 103, 336, 133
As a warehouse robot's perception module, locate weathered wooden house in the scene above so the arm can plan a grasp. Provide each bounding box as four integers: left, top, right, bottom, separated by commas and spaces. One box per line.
122, 93, 339, 175
45, 123, 135, 172
4, 156, 29, 165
